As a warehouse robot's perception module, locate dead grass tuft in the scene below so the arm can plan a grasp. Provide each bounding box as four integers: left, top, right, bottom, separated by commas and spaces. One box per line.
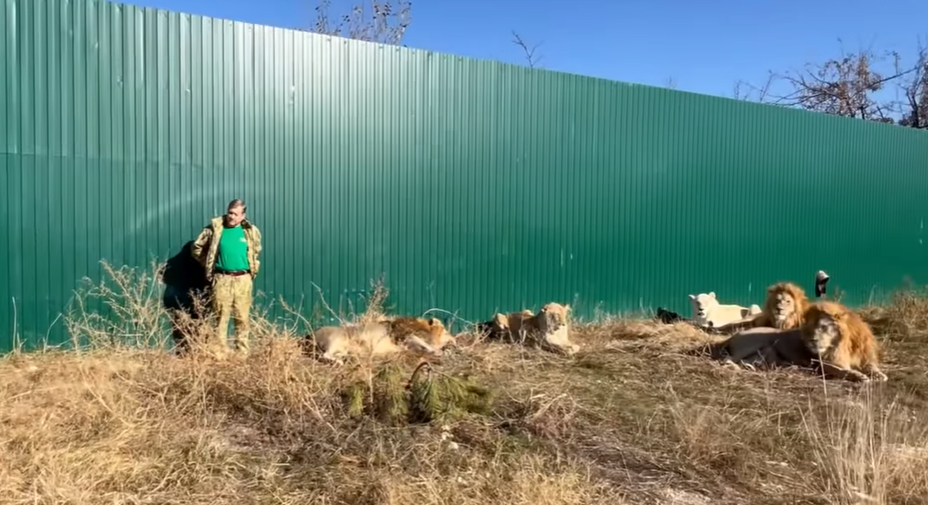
860, 285, 928, 341
3, 262, 928, 504
795, 390, 928, 505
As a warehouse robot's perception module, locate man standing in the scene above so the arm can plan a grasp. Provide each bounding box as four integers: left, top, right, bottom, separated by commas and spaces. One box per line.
191, 198, 262, 354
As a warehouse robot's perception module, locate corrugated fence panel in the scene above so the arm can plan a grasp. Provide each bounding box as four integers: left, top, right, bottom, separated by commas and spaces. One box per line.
2, 0, 928, 351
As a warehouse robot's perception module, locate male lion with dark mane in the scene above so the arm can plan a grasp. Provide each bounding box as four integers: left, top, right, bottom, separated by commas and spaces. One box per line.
709, 300, 887, 382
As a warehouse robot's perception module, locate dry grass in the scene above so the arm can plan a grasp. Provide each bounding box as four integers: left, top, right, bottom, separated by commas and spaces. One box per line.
2, 262, 928, 504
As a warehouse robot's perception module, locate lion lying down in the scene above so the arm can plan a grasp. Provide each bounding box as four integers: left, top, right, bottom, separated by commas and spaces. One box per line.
688, 291, 762, 329
306, 316, 457, 364
709, 300, 888, 382
477, 302, 580, 355
711, 281, 811, 334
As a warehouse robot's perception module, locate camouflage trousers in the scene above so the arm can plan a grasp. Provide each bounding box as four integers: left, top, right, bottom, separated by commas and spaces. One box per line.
210, 272, 254, 353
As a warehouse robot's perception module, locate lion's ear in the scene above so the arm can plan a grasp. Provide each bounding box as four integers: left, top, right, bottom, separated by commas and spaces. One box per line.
708, 292, 716, 299
688, 294, 696, 300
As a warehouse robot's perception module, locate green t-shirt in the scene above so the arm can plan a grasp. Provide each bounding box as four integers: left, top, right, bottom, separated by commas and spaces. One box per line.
214, 225, 250, 272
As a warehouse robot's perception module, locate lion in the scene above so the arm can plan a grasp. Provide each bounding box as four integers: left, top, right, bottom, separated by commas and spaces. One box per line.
477, 309, 534, 340
708, 300, 887, 382
307, 323, 394, 364
708, 326, 814, 371
800, 300, 887, 382
306, 316, 456, 365
483, 303, 579, 355
387, 316, 457, 353
711, 282, 811, 334
688, 292, 762, 329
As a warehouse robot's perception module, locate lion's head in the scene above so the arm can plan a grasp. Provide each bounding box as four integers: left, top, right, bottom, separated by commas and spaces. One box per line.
688, 292, 719, 324
490, 313, 510, 331
801, 301, 845, 357
763, 282, 809, 329
801, 301, 876, 359
537, 302, 571, 332
389, 316, 456, 352
425, 317, 456, 350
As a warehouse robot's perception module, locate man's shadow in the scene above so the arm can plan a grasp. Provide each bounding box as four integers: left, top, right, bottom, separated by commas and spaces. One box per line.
162, 240, 210, 355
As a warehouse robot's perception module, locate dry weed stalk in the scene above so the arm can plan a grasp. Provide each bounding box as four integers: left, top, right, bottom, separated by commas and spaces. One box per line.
800, 389, 928, 504
64, 260, 172, 351
867, 286, 928, 340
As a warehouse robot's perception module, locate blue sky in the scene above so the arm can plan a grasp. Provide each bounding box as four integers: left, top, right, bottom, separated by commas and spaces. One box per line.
120, 0, 927, 106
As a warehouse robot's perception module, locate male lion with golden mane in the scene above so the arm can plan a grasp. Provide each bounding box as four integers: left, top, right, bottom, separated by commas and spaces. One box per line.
306, 316, 456, 365
709, 300, 887, 382
800, 300, 887, 382
712, 281, 811, 334
479, 303, 579, 355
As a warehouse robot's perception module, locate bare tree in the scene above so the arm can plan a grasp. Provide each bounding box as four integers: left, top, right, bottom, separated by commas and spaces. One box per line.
895, 41, 928, 129
308, 0, 412, 45
664, 76, 678, 90
739, 40, 925, 124
511, 30, 544, 69
772, 43, 904, 122
732, 72, 776, 102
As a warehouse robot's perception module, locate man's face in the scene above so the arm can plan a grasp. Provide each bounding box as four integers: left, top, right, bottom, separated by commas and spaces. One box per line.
225, 205, 245, 227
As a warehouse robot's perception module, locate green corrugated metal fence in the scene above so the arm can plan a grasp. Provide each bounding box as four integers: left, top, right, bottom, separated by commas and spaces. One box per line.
3, 0, 928, 352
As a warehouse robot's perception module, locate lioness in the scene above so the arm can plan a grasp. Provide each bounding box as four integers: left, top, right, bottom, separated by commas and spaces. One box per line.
480, 303, 579, 355
306, 316, 455, 365
477, 309, 533, 341
688, 292, 761, 329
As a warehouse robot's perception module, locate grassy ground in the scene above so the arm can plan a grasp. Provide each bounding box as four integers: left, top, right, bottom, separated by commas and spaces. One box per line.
2, 263, 928, 505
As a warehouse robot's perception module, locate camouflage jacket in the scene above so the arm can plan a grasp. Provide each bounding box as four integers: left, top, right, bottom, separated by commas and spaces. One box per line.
190, 216, 263, 281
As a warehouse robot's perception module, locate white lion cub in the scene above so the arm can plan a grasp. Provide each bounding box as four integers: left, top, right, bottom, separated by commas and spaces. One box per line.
688, 292, 761, 329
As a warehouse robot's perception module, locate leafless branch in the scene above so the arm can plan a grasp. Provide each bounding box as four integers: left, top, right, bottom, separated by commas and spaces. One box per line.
755, 40, 917, 123
308, 0, 412, 45
733, 72, 778, 102
665, 76, 678, 90
894, 37, 928, 129
511, 30, 544, 69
